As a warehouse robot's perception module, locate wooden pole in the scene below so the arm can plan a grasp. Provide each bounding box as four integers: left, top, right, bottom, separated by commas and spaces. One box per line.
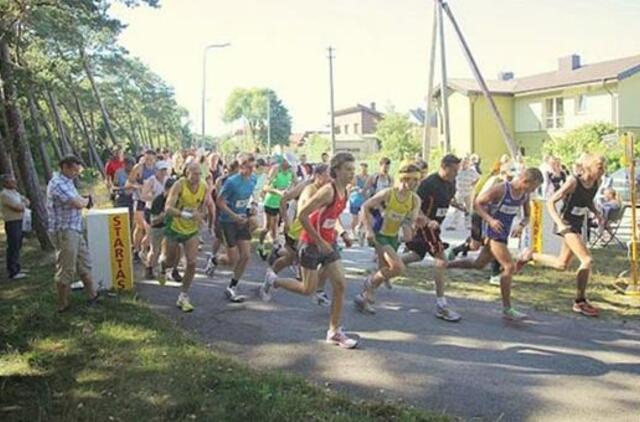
627, 132, 639, 293
437, 1, 451, 153
422, 1, 438, 161
328, 47, 336, 155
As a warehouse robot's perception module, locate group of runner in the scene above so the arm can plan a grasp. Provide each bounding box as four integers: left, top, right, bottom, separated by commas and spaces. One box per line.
105, 146, 608, 350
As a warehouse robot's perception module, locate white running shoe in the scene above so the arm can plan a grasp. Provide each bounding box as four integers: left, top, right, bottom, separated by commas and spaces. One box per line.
176, 293, 194, 312
435, 304, 461, 322
10, 272, 27, 280
326, 327, 358, 349
489, 275, 501, 286
225, 286, 246, 303
313, 290, 331, 307
260, 269, 278, 302
503, 307, 528, 321
204, 253, 217, 277
354, 293, 376, 315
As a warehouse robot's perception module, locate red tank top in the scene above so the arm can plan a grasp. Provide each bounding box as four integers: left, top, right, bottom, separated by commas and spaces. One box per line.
300, 183, 346, 244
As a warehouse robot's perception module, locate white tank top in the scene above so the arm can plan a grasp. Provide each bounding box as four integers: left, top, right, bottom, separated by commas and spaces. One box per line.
145, 176, 165, 208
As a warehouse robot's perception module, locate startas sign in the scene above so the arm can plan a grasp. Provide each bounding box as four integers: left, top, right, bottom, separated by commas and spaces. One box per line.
108, 214, 133, 290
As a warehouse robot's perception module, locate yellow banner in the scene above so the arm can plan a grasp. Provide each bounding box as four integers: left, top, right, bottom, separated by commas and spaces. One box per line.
108, 213, 133, 290
530, 199, 543, 254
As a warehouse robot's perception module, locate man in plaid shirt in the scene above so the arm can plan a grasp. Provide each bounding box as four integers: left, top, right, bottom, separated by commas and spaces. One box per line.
47, 155, 98, 312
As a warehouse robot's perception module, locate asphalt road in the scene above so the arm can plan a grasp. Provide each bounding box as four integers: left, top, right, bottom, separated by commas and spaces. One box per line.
136, 220, 640, 421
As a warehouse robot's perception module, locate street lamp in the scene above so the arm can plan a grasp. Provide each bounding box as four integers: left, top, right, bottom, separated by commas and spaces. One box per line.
201, 42, 231, 146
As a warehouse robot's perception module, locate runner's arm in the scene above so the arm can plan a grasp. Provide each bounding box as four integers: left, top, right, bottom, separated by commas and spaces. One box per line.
262, 166, 280, 195
164, 180, 183, 217
546, 176, 577, 229
125, 164, 142, 190
361, 188, 391, 235
279, 181, 309, 227
474, 183, 506, 225
298, 184, 334, 246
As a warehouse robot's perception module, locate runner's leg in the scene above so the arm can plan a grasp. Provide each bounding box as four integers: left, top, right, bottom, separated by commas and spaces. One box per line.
489, 240, 516, 309
181, 236, 199, 293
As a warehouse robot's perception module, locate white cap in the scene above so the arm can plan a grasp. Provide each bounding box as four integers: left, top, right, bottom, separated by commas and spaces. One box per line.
155, 160, 171, 171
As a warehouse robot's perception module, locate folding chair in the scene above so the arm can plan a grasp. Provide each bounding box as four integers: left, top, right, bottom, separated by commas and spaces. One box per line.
589, 205, 626, 249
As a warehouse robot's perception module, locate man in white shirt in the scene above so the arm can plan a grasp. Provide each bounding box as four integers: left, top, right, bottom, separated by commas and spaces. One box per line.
0, 174, 30, 280
447, 158, 479, 230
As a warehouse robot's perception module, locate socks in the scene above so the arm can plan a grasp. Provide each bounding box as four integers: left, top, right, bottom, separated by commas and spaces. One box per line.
229, 278, 239, 288
436, 296, 448, 307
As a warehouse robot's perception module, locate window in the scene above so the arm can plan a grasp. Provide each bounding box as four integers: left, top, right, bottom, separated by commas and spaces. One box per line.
354, 123, 359, 134
544, 97, 564, 129
344, 125, 349, 134
334, 126, 340, 134
576, 94, 588, 114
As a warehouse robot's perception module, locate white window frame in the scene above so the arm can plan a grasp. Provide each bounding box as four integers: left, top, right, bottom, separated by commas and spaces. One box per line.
575, 94, 588, 114
544, 97, 564, 129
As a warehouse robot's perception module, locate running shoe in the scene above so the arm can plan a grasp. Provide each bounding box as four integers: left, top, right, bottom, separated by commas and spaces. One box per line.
502, 307, 528, 321
313, 290, 331, 307
260, 269, 278, 302
257, 244, 268, 261
170, 269, 183, 283
267, 244, 281, 267
9, 272, 27, 280
326, 327, 359, 349
204, 253, 217, 277
572, 299, 600, 317
363, 276, 376, 303
354, 293, 376, 315
446, 247, 458, 262
435, 304, 461, 322
225, 286, 246, 303
489, 275, 501, 286
176, 293, 194, 312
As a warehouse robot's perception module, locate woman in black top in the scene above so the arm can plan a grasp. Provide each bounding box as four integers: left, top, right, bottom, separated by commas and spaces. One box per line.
528, 154, 606, 317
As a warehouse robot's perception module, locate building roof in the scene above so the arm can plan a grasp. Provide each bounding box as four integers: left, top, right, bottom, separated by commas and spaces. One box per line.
334, 103, 384, 118
439, 54, 640, 96
408, 108, 426, 125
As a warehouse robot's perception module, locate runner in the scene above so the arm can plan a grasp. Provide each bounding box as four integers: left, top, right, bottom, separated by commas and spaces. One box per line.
261, 152, 359, 349
354, 164, 422, 314
448, 168, 543, 320
401, 154, 462, 322
159, 161, 207, 312
141, 160, 171, 279
267, 164, 333, 306
257, 155, 294, 260
146, 177, 175, 281
367, 157, 393, 196
127, 149, 157, 262
215, 153, 257, 303
527, 154, 606, 317
349, 162, 369, 244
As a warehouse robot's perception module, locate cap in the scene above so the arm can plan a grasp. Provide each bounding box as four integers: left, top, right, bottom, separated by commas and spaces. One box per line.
441, 154, 461, 167
155, 161, 170, 171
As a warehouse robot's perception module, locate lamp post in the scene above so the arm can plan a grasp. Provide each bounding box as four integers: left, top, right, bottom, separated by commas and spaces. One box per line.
201, 42, 231, 146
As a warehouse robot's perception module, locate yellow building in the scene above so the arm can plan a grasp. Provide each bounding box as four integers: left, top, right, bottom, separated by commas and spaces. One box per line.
433, 54, 640, 171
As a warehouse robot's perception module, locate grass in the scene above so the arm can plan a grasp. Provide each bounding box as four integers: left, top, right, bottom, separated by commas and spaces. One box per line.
395, 247, 640, 320
0, 238, 448, 422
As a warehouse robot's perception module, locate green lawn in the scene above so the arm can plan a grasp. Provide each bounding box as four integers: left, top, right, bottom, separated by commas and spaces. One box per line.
0, 238, 447, 422
394, 248, 640, 320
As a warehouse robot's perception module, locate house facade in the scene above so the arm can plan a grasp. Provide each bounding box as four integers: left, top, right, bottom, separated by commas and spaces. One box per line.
333, 103, 383, 158
434, 54, 640, 171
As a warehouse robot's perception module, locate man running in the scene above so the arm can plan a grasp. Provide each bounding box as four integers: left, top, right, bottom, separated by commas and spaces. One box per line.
527, 154, 606, 317
354, 164, 422, 314
215, 153, 257, 303
448, 168, 543, 320
402, 154, 462, 322
142, 160, 171, 279
261, 153, 359, 349
127, 149, 157, 262
159, 162, 207, 312
367, 157, 393, 197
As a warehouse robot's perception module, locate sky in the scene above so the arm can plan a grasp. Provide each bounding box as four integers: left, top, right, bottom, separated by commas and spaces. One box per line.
110, 0, 640, 135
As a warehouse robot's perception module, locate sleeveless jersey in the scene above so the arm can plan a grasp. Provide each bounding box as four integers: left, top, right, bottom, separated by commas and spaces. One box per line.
300, 183, 347, 244
168, 179, 207, 235
486, 182, 528, 242
561, 176, 598, 229
377, 188, 414, 237
264, 168, 294, 209
288, 182, 320, 239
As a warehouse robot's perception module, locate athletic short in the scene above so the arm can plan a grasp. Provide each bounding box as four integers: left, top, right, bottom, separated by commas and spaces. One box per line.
164, 226, 198, 244
144, 208, 152, 225
350, 203, 363, 215
219, 221, 251, 248
298, 242, 340, 270
405, 227, 444, 259
135, 200, 146, 212
374, 233, 399, 251
556, 219, 583, 237
285, 233, 298, 252
264, 206, 280, 216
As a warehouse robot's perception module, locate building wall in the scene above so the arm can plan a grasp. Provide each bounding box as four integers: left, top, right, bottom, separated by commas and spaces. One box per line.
334, 136, 379, 159
334, 110, 380, 136
471, 94, 514, 173
619, 72, 640, 128
362, 112, 380, 134
447, 91, 472, 156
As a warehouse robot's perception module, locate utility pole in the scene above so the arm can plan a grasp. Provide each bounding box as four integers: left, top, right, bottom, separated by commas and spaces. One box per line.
267, 96, 272, 155
422, 1, 439, 161
201, 43, 231, 147
328, 46, 336, 155
438, 1, 451, 153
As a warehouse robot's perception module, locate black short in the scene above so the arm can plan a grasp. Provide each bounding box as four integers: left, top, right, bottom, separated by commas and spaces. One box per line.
556, 221, 583, 237
135, 200, 146, 212
144, 208, 151, 225
298, 243, 340, 270
219, 221, 252, 248
285, 233, 298, 252
405, 227, 444, 260
264, 206, 280, 216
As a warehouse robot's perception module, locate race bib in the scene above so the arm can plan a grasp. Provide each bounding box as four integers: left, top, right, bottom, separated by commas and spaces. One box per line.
322, 218, 337, 229
571, 206, 589, 216
499, 205, 520, 215
235, 199, 249, 209
436, 208, 448, 217
387, 211, 404, 222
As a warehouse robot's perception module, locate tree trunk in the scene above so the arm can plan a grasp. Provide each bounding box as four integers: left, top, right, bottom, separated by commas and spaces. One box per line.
145, 117, 154, 149
0, 40, 53, 250
71, 91, 104, 177
80, 47, 117, 146
45, 88, 73, 155
35, 97, 63, 161
27, 91, 53, 181
0, 121, 14, 175
125, 107, 139, 151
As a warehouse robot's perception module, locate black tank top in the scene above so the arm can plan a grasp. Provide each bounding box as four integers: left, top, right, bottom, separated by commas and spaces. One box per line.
561, 176, 598, 225
547, 171, 566, 192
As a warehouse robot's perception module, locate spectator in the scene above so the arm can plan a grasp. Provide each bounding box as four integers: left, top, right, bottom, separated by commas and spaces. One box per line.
0, 174, 29, 280
321, 152, 330, 165
469, 153, 482, 175
104, 147, 124, 197
367, 157, 393, 196
46, 155, 98, 312
113, 157, 136, 220
446, 157, 479, 230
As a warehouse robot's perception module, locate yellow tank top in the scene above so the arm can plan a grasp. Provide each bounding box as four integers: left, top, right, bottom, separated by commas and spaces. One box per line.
288, 183, 319, 239
169, 179, 207, 235
379, 188, 414, 237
